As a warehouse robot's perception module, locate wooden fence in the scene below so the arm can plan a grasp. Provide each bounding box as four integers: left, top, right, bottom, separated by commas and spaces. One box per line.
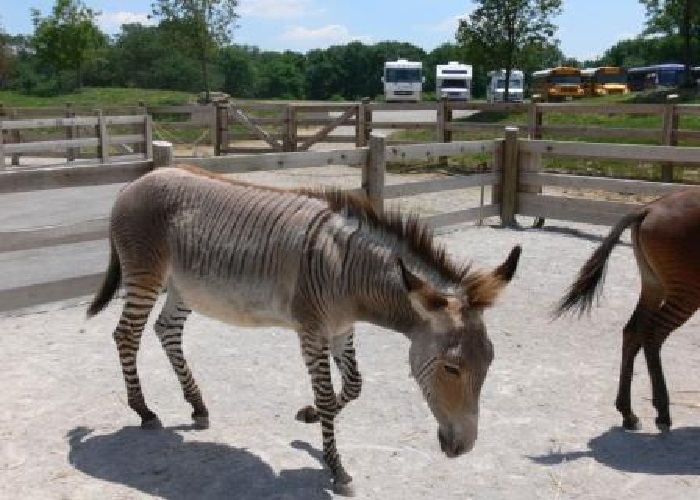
3, 99, 700, 165
0, 111, 152, 168
1, 129, 699, 313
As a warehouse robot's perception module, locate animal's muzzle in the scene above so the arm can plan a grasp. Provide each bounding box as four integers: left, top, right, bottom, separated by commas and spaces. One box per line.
438, 425, 475, 457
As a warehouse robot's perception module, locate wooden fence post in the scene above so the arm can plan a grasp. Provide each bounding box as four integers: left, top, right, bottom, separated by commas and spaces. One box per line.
135, 100, 147, 155
144, 114, 153, 159
500, 126, 519, 227
660, 102, 677, 182
363, 98, 372, 145
215, 104, 228, 156
65, 102, 77, 161
356, 97, 370, 147
283, 105, 297, 152
363, 133, 386, 212
527, 102, 542, 139
10, 108, 20, 166
95, 110, 109, 163
152, 140, 174, 169
437, 97, 453, 167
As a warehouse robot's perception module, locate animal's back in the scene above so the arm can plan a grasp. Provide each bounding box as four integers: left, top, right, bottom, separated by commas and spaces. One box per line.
634, 189, 700, 301
111, 166, 331, 328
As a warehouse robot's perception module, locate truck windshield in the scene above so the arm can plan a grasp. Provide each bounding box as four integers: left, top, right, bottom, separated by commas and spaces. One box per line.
598, 73, 627, 84
497, 78, 523, 89
549, 75, 580, 84
440, 79, 468, 88
385, 68, 422, 83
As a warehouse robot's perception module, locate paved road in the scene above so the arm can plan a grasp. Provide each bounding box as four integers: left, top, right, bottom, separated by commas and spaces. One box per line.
329, 108, 476, 137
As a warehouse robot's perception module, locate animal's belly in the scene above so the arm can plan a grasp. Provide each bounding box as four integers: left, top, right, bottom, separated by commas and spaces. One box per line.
172, 273, 298, 329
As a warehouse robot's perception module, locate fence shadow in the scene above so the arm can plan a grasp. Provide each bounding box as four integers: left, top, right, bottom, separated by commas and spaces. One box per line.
67, 426, 332, 500
528, 426, 700, 475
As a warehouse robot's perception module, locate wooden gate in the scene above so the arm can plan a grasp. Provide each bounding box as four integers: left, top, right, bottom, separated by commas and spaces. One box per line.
218, 102, 364, 154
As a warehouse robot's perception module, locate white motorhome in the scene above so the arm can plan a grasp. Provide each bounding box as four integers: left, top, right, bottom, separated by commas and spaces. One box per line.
435, 61, 473, 100
487, 69, 524, 103
382, 58, 424, 102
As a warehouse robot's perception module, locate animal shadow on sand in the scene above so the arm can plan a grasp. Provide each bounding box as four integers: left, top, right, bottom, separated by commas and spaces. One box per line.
529, 426, 700, 475
67, 426, 333, 500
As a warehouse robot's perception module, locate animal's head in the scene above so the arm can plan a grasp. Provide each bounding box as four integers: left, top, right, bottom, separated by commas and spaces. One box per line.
400, 245, 521, 457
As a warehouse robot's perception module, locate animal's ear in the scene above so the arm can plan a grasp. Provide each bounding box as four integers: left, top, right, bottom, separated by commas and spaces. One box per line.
463, 245, 521, 308
398, 258, 449, 313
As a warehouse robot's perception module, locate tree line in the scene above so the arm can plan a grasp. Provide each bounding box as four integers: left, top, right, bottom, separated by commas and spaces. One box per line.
0, 0, 697, 101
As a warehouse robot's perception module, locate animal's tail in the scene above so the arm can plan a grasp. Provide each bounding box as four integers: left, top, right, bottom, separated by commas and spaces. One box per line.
553, 208, 649, 318
87, 237, 121, 317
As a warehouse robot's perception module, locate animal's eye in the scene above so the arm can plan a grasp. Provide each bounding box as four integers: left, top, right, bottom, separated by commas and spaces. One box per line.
443, 363, 460, 376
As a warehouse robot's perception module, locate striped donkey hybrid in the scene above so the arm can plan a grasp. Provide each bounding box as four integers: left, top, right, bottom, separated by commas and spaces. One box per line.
87, 165, 521, 492
555, 189, 700, 432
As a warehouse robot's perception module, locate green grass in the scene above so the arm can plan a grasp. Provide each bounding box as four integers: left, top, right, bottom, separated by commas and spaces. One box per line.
388, 90, 700, 182
0, 87, 196, 108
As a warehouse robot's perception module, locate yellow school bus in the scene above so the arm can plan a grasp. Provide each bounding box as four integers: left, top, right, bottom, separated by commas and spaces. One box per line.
581, 66, 629, 96
532, 66, 584, 102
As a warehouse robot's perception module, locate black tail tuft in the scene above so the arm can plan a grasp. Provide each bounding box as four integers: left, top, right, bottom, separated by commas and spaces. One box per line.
87, 239, 121, 317
553, 209, 648, 319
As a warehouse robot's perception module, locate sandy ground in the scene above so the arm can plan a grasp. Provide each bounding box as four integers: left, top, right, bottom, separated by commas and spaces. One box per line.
2, 214, 700, 499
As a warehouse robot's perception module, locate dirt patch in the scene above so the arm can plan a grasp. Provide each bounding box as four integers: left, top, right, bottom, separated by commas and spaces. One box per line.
2, 216, 700, 499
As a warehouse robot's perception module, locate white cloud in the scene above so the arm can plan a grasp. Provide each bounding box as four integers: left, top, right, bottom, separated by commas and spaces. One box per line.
426, 11, 471, 33
98, 12, 155, 33
279, 24, 372, 47
239, 0, 321, 19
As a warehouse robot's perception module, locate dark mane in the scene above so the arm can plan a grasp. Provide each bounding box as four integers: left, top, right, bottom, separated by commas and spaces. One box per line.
296, 186, 471, 283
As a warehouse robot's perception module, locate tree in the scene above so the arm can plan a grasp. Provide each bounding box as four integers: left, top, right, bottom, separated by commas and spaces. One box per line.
107, 23, 204, 91
456, 0, 562, 101
639, 0, 699, 87
31, 0, 106, 89
151, 0, 239, 101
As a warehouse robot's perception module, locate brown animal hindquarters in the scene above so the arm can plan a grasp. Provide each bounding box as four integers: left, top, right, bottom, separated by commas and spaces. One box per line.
555, 189, 700, 430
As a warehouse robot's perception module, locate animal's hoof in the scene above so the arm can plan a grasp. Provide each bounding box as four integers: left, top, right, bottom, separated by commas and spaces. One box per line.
333, 472, 354, 496
295, 405, 319, 423
656, 420, 671, 433
622, 415, 640, 431
141, 416, 163, 430
192, 414, 210, 429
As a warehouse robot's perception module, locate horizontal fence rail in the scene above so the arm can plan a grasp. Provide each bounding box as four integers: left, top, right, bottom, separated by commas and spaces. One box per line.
4, 123, 700, 313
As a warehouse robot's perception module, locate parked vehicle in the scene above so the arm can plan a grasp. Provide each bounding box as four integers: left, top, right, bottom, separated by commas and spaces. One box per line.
382, 59, 424, 102
487, 69, 524, 103
436, 61, 473, 101
580, 66, 629, 96
532, 66, 584, 102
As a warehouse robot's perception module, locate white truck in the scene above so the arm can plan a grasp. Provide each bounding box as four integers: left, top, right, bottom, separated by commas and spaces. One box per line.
487, 69, 524, 103
382, 58, 424, 102
435, 61, 473, 100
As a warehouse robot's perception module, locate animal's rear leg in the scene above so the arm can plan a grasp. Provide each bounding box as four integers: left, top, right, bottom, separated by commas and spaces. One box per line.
643, 296, 696, 431
154, 288, 209, 429
615, 307, 644, 430
114, 287, 160, 429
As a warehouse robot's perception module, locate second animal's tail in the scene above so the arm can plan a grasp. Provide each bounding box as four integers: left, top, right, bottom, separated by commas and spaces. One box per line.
554, 208, 649, 318
87, 237, 121, 317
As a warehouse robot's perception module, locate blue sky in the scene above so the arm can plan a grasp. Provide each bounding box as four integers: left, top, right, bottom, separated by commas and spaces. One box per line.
1, 0, 648, 61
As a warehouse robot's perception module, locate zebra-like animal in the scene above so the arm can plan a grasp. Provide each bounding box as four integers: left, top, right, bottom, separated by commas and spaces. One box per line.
555, 188, 700, 431
87, 165, 521, 492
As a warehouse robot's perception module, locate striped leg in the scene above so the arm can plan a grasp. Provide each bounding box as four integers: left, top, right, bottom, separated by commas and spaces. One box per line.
332, 329, 362, 411
295, 329, 362, 421
154, 289, 209, 429
299, 334, 352, 491
113, 289, 160, 429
